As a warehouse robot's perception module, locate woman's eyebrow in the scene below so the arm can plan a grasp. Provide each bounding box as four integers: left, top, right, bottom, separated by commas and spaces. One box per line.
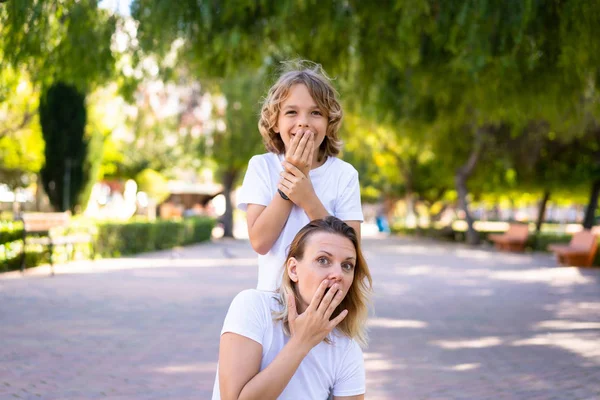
317, 250, 356, 261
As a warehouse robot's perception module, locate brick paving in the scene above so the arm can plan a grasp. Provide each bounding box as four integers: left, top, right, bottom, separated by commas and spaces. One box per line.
1, 233, 599, 399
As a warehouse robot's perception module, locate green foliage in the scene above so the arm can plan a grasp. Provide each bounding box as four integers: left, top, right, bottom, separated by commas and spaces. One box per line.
39, 82, 89, 212
0, 0, 118, 92
94, 217, 215, 257
135, 169, 170, 204
0, 220, 23, 245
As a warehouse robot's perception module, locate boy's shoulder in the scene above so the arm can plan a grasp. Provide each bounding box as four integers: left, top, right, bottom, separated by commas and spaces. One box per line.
248, 153, 281, 169
328, 156, 359, 175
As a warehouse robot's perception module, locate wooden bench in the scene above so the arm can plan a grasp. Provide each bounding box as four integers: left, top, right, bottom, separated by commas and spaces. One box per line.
548, 230, 598, 267
488, 223, 530, 252
20, 212, 94, 275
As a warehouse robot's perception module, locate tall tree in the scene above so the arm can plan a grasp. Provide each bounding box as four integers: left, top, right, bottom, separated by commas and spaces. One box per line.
39, 82, 88, 212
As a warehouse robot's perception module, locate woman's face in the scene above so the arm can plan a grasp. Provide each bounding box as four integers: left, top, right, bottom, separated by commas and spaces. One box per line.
287, 232, 356, 313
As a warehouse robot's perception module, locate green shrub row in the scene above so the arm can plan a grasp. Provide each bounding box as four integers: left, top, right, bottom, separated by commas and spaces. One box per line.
1, 217, 215, 272
95, 217, 215, 257
0, 220, 23, 245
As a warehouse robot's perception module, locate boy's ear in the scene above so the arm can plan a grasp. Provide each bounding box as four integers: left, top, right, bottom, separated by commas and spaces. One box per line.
287, 257, 299, 282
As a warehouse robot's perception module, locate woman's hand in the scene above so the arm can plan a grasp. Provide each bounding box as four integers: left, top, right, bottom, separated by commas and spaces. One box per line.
284, 129, 315, 176
287, 279, 348, 352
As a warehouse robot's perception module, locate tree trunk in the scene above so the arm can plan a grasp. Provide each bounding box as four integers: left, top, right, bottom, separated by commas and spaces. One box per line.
221, 170, 238, 238
455, 127, 485, 245
583, 179, 600, 229
535, 190, 550, 234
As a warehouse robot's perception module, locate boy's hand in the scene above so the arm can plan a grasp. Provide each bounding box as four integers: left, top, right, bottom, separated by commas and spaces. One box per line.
278, 161, 316, 208
285, 129, 315, 176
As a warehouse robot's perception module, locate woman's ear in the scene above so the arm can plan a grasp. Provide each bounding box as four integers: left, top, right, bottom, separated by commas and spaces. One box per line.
287, 257, 299, 283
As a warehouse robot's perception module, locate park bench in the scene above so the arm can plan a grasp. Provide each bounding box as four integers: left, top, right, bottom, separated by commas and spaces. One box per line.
488, 223, 530, 252
20, 212, 94, 275
548, 230, 598, 267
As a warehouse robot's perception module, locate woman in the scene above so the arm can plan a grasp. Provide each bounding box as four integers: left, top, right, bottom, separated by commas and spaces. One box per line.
213, 216, 372, 399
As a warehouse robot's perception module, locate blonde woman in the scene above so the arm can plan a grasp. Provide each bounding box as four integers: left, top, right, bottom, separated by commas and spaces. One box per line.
213, 217, 372, 399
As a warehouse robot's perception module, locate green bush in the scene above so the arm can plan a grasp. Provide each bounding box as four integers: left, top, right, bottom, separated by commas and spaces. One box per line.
95, 217, 215, 257
0, 220, 23, 245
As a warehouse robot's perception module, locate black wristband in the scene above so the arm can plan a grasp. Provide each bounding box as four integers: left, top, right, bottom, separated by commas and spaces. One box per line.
278, 189, 290, 201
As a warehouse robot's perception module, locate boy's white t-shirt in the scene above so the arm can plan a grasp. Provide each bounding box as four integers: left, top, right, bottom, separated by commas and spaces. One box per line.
238, 153, 364, 291
212, 289, 365, 399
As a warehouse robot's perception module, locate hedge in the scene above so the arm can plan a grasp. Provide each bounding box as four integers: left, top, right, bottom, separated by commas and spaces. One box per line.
0, 216, 215, 272
94, 217, 215, 257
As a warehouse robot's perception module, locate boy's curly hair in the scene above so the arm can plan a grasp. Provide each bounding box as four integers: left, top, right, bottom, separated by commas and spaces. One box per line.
258, 60, 343, 159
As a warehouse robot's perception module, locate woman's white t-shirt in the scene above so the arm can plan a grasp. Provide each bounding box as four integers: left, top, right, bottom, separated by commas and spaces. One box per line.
212, 289, 365, 399
237, 153, 364, 291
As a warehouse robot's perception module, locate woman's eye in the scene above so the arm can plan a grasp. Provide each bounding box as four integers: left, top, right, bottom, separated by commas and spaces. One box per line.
342, 263, 355, 271
317, 257, 329, 265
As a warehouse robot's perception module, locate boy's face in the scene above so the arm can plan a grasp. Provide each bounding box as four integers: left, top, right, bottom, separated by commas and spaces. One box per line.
287, 232, 356, 314
274, 84, 328, 155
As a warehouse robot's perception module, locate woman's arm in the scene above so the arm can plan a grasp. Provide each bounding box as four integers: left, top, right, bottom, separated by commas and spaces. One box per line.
219, 332, 311, 400
219, 280, 348, 400
334, 395, 364, 400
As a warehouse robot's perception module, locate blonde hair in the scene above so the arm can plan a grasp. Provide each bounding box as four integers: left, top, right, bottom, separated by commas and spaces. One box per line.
273, 217, 372, 348
258, 60, 344, 160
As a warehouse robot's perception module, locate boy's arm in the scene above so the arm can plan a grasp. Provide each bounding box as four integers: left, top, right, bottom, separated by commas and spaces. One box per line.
246, 199, 293, 255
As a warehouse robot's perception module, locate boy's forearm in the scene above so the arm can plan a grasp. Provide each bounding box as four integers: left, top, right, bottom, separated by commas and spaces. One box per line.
301, 195, 330, 221
238, 338, 310, 400
249, 196, 293, 254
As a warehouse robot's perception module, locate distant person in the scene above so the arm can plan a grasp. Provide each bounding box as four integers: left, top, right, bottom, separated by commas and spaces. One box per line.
213, 217, 372, 399
238, 60, 363, 291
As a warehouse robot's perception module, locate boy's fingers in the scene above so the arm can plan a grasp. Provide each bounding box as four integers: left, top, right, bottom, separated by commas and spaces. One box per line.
282, 161, 304, 177
294, 131, 311, 158
301, 133, 314, 163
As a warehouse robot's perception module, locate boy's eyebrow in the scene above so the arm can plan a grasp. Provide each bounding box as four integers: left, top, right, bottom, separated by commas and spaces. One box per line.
282, 104, 321, 110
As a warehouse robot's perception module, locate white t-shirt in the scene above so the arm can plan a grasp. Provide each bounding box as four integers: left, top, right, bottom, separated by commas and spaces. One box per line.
238, 153, 364, 291
212, 289, 365, 399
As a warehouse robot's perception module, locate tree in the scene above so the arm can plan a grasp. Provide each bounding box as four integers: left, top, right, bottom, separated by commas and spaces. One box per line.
198, 73, 267, 237
39, 82, 88, 212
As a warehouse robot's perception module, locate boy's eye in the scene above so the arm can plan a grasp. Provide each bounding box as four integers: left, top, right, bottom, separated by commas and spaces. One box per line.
312, 110, 323, 116
285, 110, 296, 115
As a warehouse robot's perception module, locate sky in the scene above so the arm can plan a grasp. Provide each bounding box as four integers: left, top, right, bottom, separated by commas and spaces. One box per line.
98, 0, 132, 16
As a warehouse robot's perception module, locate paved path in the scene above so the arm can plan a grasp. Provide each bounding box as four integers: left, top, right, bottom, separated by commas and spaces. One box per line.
1, 234, 599, 399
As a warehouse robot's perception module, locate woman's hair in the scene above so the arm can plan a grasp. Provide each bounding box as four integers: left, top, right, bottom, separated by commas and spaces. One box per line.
273, 216, 372, 348
258, 60, 343, 160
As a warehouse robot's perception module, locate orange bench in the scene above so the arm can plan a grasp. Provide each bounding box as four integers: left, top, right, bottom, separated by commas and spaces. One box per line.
548, 230, 598, 267
489, 223, 530, 252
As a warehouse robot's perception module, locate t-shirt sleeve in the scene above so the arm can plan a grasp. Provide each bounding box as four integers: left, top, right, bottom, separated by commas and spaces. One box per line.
332, 340, 366, 397
221, 290, 268, 345
335, 168, 364, 222
237, 156, 272, 211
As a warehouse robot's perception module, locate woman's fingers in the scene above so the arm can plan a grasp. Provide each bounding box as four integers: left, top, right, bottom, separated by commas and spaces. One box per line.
307, 279, 330, 311
317, 283, 341, 316
324, 287, 345, 319
328, 309, 349, 328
